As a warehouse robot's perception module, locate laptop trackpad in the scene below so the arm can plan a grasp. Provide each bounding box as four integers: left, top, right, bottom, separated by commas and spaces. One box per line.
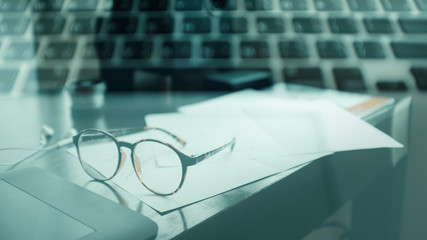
0, 180, 95, 240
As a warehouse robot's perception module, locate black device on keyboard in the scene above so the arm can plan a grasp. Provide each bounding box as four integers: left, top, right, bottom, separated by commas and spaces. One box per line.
0, 0, 426, 94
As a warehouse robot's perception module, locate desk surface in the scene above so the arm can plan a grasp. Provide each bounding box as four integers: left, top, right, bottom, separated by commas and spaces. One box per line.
0, 88, 424, 240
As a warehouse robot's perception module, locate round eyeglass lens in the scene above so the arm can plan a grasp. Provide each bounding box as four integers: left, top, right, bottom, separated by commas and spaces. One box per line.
77, 130, 119, 181
133, 141, 183, 195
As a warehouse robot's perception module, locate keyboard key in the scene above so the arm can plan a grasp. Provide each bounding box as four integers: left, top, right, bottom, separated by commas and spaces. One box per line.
328, 18, 358, 33
183, 17, 211, 33
283, 67, 324, 88
202, 41, 231, 58
4, 42, 38, 60
391, 42, 427, 58
0, 18, 29, 35
293, 17, 322, 33
34, 17, 65, 34
106, 17, 137, 34
314, 0, 343, 10
210, 0, 237, 10
67, 0, 98, 11
145, 17, 174, 34
381, 0, 411, 11
245, 0, 273, 10
317, 41, 347, 58
257, 17, 285, 33
241, 41, 270, 58
69, 18, 102, 34
364, 18, 394, 33
175, 0, 202, 10
333, 68, 366, 91
415, 0, 427, 10
398, 19, 427, 33
121, 41, 153, 59
139, 0, 168, 11
376, 81, 407, 91
220, 17, 247, 33
0, 0, 29, 11
102, 0, 133, 11
44, 42, 76, 59
280, 0, 308, 10
278, 40, 309, 58
162, 41, 191, 58
353, 41, 385, 58
33, 0, 64, 11
0, 69, 18, 93
27, 68, 68, 92
347, 0, 377, 11
82, 41, 115, 59
411, 68, 427, 90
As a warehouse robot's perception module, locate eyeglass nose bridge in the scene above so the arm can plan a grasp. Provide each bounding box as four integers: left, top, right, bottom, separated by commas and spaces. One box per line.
116, 141, 134, 173
117, 141, 133, 149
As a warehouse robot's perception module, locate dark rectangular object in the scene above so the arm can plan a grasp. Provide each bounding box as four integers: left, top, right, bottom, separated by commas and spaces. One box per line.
34, 17, 65, 34
280, 0, 308, 10
347, 0, 377, 11
32, 0, 64, 11
376, 81, 407, 91
67, 0, 98, 11
202, 41, 231, 58
333, 67, 366, 91
204, 70, 272, 91
256, 17, 285, 33
398, 18, 427, 33
411, 68, 427, 90
0, 167, 157, 240
364, 18, 395, 33
278, 40, 309, 58
328, 17, 358, 33
317, 40, 348, 58
220, 17, 248, 33
354, 41, 385, 58
139, 0, 168, 11
144, 17, 174, 34
240, 41, 270, 58
183, 17, 211, 33
175, 0, 202, 10
245, 0, 273, 10
293, 17, 323, 33
313, 0, 342, 10
106, 17, 138, 34
381, 0, 411, 11
391, 42, 427, 58
283, 67, 324, 88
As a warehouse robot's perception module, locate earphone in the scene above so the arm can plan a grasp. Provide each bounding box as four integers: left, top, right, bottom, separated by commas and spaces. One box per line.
42, 127, 78, 151
0, 125, 78, 167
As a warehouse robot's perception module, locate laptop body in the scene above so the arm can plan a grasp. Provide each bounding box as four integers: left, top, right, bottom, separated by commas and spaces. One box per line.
0, 167, 158, 240
0, 0, 426, 96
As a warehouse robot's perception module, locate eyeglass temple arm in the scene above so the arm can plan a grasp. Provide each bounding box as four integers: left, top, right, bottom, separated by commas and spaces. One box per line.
143, 127, 186, 147
191, 138, 236, 165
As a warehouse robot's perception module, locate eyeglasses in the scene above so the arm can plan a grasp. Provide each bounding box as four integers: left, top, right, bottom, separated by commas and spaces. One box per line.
72, 127, 236, 196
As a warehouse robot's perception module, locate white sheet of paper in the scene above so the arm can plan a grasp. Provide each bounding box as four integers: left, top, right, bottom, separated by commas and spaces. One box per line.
179, 90, 403, 155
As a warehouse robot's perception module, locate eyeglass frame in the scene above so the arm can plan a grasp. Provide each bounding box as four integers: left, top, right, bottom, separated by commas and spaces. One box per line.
72, 127, 236, 196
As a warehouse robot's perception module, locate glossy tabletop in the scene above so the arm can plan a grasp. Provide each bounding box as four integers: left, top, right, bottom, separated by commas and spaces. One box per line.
0, 87, 421, 240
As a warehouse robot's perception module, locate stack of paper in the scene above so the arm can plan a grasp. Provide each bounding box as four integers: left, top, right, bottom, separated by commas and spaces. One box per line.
69, 89, 402, 213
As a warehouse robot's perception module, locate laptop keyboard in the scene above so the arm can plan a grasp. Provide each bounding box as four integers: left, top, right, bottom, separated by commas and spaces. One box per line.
0, 0, 426, 93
